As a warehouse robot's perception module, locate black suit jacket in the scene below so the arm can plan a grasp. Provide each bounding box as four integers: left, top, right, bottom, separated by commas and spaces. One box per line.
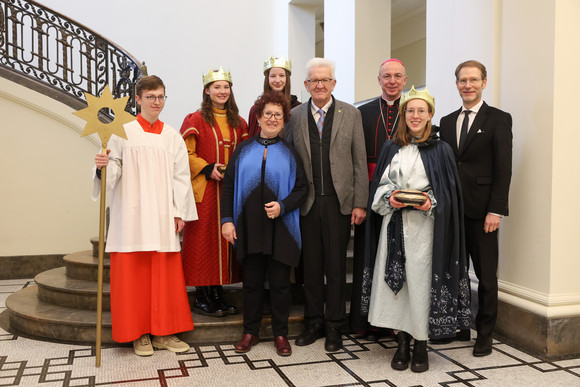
439, 102, 512, 219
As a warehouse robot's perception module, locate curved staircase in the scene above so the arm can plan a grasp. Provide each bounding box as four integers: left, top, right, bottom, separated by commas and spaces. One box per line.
5, 238, 308, 344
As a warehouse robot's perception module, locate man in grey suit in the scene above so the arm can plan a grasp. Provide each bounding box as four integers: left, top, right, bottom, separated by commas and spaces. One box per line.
286, 58, 368, 352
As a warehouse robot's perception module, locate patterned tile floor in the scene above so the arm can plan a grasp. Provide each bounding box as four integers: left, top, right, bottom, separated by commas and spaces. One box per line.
1, 279, 579, 387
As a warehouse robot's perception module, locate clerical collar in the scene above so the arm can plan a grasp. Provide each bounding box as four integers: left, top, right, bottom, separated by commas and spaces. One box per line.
381, 96, 400, 106
257, 136, 280, 146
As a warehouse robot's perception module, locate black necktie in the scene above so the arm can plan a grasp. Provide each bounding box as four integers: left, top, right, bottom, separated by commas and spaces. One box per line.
385, 210, 406, 295
459, 110, 471, 150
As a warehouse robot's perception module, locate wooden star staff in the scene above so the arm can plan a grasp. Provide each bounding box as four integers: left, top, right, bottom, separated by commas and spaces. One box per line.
74, 86, 134, 367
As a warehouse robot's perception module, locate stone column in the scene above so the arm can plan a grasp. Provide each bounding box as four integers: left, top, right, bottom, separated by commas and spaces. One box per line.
289, 3, 318, 103
324, 0, 391, 103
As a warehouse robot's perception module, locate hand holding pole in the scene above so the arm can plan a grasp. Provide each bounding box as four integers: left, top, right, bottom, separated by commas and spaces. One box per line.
74, 86, 134, 367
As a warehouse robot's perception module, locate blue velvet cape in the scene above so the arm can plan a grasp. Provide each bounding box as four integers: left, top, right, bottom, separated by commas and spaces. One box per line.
221, 136, 307, 267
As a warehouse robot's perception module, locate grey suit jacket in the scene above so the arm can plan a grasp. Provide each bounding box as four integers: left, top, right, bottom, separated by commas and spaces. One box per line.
285, 98, 368, 216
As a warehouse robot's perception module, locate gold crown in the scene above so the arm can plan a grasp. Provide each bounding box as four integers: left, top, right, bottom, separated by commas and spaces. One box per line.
400, 85, 435, 114
263, 55, 292, 75
202, 66, 232, 87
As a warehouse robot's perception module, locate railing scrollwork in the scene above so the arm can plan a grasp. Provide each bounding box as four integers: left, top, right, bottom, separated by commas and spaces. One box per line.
0, 0, 143, 118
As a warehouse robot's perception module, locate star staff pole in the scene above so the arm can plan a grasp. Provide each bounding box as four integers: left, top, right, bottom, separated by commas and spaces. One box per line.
74, 86, 133, 367
94, 142, 107, 367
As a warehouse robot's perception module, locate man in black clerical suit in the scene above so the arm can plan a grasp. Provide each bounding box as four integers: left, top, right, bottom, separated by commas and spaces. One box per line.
350, 59, 407, 340
439, 60, 512, 357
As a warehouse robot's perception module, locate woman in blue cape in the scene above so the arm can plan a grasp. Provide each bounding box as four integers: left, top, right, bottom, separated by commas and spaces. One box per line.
221, 91, 307, 356
360, 86, 471, 372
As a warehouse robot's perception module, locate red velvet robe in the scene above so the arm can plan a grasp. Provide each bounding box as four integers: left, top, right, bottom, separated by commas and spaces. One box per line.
180, 110, 247, 285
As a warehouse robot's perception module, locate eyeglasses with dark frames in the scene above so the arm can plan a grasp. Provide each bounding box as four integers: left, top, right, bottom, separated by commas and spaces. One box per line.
263, 111, 283, 120
306, 78, 333, 86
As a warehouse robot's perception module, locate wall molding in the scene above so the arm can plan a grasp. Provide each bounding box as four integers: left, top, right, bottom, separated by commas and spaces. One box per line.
469, 272, 580, 318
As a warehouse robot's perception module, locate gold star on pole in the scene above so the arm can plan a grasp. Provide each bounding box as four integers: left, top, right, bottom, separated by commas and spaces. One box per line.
74, 85, 135, 368
74, 85, 134, 146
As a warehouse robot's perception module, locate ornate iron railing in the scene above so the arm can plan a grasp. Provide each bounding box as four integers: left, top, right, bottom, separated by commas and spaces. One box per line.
0, 0, 144, 116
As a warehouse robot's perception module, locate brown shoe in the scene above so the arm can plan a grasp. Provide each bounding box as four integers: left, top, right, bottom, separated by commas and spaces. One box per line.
235, 333, 259, 353
152, 334, 190, 353
274, 336, 292, 356
133, 334, 154, 356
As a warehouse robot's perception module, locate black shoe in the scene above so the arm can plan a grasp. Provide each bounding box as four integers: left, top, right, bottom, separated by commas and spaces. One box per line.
295, 323, 324, 346
363, 330, 379, 341
473, 334, 492, 357
391, 332, 410, 370
194, 286, 227, 317
456, 329, 471, 341
325, 327, 343, 352
430, 329, 471, 344
364, 328, 393, 341
211, 285, 239, 315
411, 340, 429, 373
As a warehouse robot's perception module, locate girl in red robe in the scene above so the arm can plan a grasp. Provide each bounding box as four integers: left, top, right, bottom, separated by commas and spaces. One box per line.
180, 67, 247, 316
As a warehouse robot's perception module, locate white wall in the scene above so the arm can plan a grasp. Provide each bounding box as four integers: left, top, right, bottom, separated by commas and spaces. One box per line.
550, 0, 580, 297
354, 0, 391, 103
37, 0, 292, 129
288, 3, 318, 102
426, 0, 495, 125
427, 0, 580, 318
392, 38, 426, 88
0, 78, 100, 255
323, 0, 391, 104
498, 0, 554, 296
323, 0, 356, 103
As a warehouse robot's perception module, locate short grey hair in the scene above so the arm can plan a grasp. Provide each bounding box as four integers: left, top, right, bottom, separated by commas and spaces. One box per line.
305, 57, 336, 80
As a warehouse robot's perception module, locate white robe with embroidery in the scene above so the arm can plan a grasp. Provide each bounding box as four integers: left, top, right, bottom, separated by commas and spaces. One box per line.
368, 144, 435, 340
92, 120, 197, 253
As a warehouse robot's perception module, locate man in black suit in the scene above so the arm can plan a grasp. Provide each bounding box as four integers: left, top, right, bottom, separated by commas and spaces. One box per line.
439, 60, 512, 357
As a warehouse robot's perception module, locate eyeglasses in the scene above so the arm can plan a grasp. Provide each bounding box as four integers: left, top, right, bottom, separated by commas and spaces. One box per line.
381, 74, 405, 81
405, 108, 429, 116
144, 95, 167, 102
457, 78, 482, 86
263, 111, 283, 120
306, 78, 333, 86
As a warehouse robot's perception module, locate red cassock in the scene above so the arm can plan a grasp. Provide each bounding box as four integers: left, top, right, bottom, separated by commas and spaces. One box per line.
110, 252, 194, 342
102, 115, 196, 343
180, 110, 247, 286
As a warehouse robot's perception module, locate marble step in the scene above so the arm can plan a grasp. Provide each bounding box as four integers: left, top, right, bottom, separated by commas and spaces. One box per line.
6, 285, 304, 344
34, 266, 248, 311
90, 236, 109, 258
36, 267, 111, 310
65, 249, 353, 283
42, 256, 352, 311
64, 250, 110, 282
